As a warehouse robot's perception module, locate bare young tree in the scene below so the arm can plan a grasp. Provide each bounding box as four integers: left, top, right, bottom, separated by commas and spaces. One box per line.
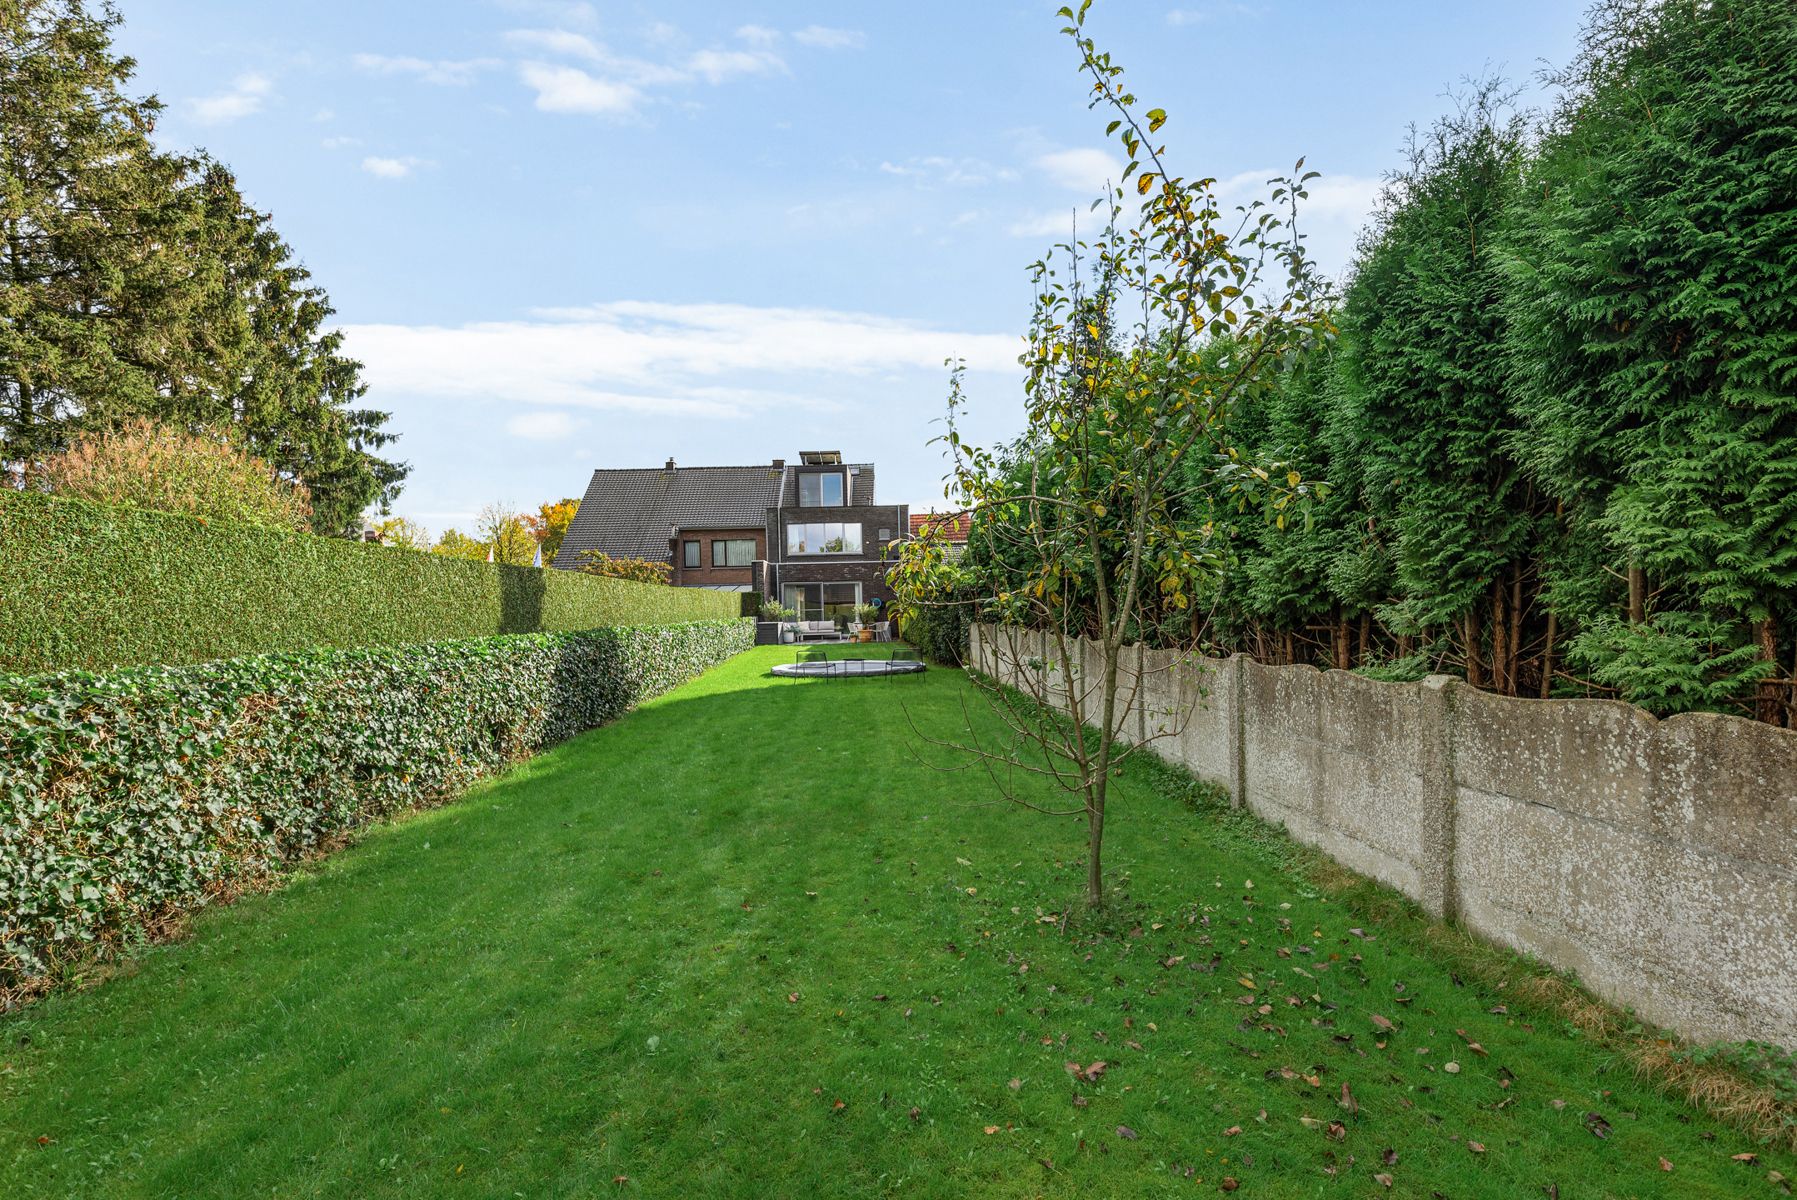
891, 3, 1332, 908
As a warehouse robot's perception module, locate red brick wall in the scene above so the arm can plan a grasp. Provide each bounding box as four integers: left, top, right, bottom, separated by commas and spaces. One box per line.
669, 527, 764, 589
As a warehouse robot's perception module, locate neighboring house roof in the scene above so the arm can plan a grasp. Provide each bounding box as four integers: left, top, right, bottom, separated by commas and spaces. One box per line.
556, 463, 787, 566
910, 510, 971, 541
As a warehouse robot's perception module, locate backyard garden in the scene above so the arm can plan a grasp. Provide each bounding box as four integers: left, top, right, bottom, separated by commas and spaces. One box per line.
1, 646, 1790, 1198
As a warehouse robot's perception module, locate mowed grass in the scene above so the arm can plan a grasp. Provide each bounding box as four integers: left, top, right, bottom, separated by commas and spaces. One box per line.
0, 647, 1789, 1199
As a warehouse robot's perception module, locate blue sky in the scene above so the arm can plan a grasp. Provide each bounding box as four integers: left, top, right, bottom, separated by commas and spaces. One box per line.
114, 0, 1587, 535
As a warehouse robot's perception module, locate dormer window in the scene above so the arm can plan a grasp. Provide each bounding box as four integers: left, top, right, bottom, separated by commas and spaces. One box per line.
798, 470, 846, 507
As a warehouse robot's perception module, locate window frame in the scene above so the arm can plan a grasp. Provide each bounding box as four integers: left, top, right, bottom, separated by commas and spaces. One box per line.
797, 469, 847, 508
682, 540, 700, 568
711, 538, 755, 568
784, 520, 863, 556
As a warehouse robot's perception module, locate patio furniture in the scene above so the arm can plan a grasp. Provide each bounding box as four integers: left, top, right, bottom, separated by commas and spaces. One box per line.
794, 620, 839, 642
874, 621, 892, 642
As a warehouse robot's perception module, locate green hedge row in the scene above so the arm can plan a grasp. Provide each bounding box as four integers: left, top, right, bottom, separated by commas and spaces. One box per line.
0, 489, 743, 673
0, 619, 751, 992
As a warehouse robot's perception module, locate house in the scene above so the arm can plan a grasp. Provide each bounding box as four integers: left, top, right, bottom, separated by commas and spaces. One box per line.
556, 450, 909, 623
908, 510, 971, 551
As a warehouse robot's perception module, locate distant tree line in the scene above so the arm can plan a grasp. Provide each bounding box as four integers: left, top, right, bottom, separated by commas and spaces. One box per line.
962, 0, 1797, 724
0, 0, 406, 534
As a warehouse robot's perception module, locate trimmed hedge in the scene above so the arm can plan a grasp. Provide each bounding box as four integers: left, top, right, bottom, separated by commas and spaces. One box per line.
0, 618, 751, 993
0, 489, 742, 673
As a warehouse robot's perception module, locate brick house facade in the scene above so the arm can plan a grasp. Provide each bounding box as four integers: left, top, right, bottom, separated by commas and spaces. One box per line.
556, 451, 907, 623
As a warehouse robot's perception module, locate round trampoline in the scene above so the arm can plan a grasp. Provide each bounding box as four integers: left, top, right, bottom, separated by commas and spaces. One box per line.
771, 657, 927, 678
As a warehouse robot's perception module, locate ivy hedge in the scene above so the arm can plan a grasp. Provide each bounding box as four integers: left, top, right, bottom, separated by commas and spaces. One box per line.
0, 619, 751, 995
0, 489, 742, 674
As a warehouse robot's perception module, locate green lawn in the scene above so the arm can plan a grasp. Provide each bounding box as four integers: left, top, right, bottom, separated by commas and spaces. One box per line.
1, 646, 1788, 1198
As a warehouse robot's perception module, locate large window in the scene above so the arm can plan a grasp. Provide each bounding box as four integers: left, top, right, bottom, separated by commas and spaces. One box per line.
798, 470, 846, 507
782, 582, 860, 622
682, 540, 700, 568
785, 521, 862, 555
711, 538, 755, 567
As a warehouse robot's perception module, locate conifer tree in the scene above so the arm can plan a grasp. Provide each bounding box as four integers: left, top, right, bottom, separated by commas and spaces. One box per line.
1505, 0, 1797, 719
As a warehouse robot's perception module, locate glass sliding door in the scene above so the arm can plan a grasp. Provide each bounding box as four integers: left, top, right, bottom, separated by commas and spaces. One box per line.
781, 582, 861, 623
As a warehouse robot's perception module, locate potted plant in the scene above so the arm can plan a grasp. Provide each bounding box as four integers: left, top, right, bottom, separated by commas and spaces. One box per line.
758, 600, 798, 645
855, 603, 881, 642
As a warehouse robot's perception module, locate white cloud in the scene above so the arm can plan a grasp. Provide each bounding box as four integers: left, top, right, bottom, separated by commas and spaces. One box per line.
321, 135, 362, 149
506, 410, 581, 439
503, 28, 605, 62
735, 24, 781, 48
879, 155, 1016, 188
794, 26, 866, 50
342, 301, 1019, 422
686, 47, 785, 85
518, 61, 642, 115
188, 72, 272, 125
1008, 208, 1086, 239
361, 155, 431, 179
1166, 3, 1262, 25
353, 53, 499, 86
1036, 147, 1125, 194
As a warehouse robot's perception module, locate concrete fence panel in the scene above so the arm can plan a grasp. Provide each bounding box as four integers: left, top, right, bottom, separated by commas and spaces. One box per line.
968, 625, 1797, 1048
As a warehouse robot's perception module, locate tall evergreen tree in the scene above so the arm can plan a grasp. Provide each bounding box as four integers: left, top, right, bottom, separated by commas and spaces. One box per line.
0, 0, 405, 530
1505, 0, 1797, 719
1336, 85, 1541, 691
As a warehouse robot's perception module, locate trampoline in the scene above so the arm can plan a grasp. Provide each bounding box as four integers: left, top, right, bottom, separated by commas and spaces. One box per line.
771, 657, 927, 678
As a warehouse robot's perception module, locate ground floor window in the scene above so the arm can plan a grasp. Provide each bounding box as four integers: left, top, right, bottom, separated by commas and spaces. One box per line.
782, 581, 860, 622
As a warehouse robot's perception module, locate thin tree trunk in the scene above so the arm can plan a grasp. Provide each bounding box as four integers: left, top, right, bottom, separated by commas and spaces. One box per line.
1490, 582, 1509, 695
1357, 612, 1371, 667
1628, 563, 1647, 625
1464, 607, 1485, 689
1540, 609, 1558, 699
1333, 607, 1351, 671
1086, 786, 1106, 906
1756, 617, 1781, 725
1508, 565, 1524, 693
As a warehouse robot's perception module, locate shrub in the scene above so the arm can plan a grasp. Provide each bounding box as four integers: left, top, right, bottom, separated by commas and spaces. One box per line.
0, 619, 751, 994
902, 601, 973, 666
0, 489, 742, 673
31, 418, 313, 531
577, 551, 673, 585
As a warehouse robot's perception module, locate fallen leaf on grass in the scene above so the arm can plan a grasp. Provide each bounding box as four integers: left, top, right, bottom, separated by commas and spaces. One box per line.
1339, 1082, 1358, 1115
1659, 1157, 1673, 1172
1327, 1121, 1346, 1141
1732, 1153, 1758, 1164
1444, 1061, 1461, 1074
908, 1106, 921, 1122
1468, 1141, 1487, 1154
1008, 1078, 1022, 1091
1374, 1172, 1394, 1188
1116, 1125, 1139, 1140
1219, 1178, 1239, 1192
1583, 1112, 1612, 1139
787, 993, 799, 1004
1370, 1013, 1395, 1031
984, 1125, 1001, 1135
1223, 1125, 1242, 1137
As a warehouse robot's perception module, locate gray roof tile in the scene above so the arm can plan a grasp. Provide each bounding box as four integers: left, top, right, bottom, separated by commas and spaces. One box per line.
556, 464, 788, 566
